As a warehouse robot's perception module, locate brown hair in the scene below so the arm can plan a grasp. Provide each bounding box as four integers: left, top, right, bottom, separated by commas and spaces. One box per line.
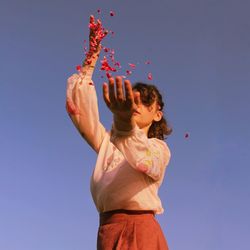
132, 82, 173, 140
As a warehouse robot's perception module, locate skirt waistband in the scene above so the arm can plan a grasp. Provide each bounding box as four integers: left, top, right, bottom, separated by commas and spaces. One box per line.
99, 209, 155, 226
100, 209, 155, 216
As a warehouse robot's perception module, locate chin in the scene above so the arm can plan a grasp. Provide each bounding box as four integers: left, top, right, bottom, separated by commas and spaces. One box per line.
135, 121, 143, 129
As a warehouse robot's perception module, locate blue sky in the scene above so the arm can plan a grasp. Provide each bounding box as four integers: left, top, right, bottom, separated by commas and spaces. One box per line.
1, 0, 250, 249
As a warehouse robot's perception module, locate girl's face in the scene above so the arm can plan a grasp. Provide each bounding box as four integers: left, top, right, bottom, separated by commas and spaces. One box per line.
132, 92, 162, 130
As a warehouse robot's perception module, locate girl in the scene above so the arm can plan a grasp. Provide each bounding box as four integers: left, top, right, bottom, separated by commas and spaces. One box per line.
66, 16, 172, 250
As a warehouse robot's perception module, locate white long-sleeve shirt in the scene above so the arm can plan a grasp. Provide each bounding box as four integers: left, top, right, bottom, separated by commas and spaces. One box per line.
66, 67, 171, 214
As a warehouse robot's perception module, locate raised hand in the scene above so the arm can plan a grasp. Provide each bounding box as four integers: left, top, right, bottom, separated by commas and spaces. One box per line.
83, 15, 108, 66
103, 76, 141, 123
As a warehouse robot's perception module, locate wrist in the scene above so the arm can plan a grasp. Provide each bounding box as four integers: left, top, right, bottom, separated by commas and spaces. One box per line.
82, 49, 100, 67
113, 115, 136, 132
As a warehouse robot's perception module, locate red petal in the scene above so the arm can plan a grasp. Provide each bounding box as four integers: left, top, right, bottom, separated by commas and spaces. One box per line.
110, 11, 115, 16
106, 72, 112, 78
114, 61, 121, 68
128, 63, 136, 69
76, 65, 81, 71
147, 72, 153, 80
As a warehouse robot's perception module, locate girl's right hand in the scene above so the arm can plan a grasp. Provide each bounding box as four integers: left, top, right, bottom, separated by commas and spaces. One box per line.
83, 15, 108, 66
88, 15, 102, 56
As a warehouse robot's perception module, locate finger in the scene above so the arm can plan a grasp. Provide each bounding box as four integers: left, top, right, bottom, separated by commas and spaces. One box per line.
96, 19, 101, 30
89, 15, 95, 37
134, 91, 141, 106
102, 82, 111, 108
90, 15, 95, 24
108, 77, 116, 104
116, 76, 124, 103
124, 80, 134, 106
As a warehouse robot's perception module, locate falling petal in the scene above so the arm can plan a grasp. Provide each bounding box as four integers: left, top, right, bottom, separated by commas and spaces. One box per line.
97, 9, 101, 14
76, 65, 81, 71
106, 72, 112, 78
147, 72, 153, 80
114, 61, 121, 68
126, 70, 132, 75
145, 60, 151, 65
110, 11, 115, 16
128, 63, 136, 69
104, 47, 110, 53
185, 133, 189, 139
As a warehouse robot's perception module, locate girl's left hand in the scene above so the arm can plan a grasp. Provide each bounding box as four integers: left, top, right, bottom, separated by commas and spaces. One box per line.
103, 76, 141, 122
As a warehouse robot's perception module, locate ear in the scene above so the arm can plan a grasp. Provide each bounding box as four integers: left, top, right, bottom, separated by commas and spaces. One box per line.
153, 110, 163, 122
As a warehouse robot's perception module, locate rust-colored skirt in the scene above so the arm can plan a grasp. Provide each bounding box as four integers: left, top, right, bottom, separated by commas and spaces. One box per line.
97, 209, 169, 250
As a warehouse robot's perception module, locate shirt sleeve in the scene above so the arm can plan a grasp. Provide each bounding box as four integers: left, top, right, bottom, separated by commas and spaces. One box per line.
66, 66, 106, 153
110, 123, 171, 181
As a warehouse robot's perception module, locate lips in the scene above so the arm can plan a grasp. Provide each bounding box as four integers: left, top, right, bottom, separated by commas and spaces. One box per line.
133, 110, 141, 115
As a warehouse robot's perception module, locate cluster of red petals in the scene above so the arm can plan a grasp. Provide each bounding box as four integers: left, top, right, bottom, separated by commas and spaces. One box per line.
100, 46, 122, 78
101, 56, 117, 72
80, 13, 155, 83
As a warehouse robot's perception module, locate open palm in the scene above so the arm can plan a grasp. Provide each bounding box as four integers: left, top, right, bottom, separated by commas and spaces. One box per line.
103, 76, 141, 121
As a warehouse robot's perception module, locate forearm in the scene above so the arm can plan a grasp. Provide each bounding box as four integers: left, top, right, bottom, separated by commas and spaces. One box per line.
80, 50, 100, 80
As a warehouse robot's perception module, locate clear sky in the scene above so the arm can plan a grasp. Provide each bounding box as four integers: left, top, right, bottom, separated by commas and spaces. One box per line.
1, 0, 250, 249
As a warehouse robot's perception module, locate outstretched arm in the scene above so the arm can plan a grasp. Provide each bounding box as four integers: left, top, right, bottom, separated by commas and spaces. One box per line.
66, 15, 107, 153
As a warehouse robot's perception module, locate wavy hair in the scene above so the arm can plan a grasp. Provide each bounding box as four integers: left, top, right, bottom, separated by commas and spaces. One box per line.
132, 82, 172, 140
